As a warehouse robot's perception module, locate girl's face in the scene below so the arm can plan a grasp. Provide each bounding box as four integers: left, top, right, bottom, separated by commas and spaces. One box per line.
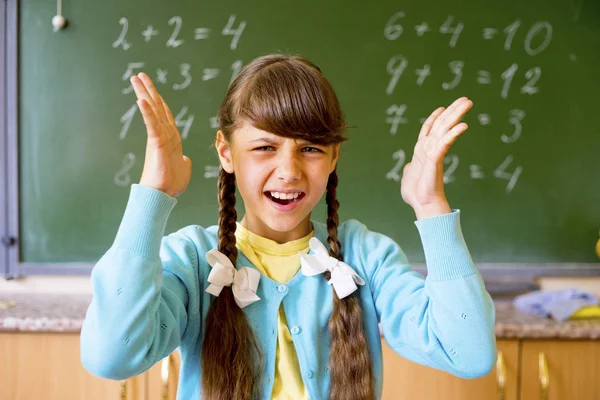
216, 121, 340, 243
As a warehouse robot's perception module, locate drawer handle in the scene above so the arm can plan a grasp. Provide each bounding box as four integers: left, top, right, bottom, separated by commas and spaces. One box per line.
161, 355, 171, 400
496, 351, 506, 400
119, 380, 127, 400
538, 352, 549, 400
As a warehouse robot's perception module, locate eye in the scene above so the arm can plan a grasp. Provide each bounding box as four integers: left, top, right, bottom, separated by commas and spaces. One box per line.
301, 146, 323, 153
254, 145, 275, 151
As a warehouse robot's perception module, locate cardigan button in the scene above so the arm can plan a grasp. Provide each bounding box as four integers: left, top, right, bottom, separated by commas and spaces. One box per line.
277, 284, 288, 293
304, 370, 313, 379
290, 326, 300, 335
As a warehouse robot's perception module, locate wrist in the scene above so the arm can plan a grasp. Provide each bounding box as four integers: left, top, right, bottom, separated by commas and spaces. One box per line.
138, 180, 176, 198
414, 201, 452, 220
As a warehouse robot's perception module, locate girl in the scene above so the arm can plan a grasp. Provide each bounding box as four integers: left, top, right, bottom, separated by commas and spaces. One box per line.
81, 54, 496, 400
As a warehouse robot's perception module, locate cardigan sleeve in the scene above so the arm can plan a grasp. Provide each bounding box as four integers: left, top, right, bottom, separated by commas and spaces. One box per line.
361, 210, 497, 378
81, 184, 200, 380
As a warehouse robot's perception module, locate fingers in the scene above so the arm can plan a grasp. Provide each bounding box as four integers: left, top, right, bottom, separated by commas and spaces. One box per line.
431, 97, 472, 138
440, 98, 472, 134
131, 72, 179, 137
138, 73, 162, 108
131, 73, 172, 124
136, 99, 161, 139
418, 107, 445, 140
160, 96, 177, 126
131, 75, 161, 117
439, 122, 468, 151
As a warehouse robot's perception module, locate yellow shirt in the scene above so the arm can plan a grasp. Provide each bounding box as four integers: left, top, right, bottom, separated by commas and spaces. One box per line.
235, 222, 311, 400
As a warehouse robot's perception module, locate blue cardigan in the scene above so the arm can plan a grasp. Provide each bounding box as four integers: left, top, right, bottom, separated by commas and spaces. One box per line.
81, 184, 496, 399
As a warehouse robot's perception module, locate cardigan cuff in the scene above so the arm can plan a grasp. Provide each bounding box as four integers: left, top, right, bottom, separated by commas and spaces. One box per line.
112, 184, 177, 259
414, 210, 478, 281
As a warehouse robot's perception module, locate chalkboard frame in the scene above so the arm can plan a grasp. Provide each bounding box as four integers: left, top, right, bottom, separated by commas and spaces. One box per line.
2, 0, 599, 288
1, 0, 7, 277
1, 0, 17, 279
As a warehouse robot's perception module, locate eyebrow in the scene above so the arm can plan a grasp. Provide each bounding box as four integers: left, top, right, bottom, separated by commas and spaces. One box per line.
248, 137, 284, 144
248, 137, 321, 146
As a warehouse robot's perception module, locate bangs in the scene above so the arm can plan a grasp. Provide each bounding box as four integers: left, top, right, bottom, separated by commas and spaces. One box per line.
232, 58, 348, 145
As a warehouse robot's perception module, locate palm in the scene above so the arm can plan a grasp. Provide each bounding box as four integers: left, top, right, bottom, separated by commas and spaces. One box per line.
400, 97, 473, 209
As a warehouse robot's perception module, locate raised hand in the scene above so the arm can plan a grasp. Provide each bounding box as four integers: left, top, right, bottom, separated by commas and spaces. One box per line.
131, 73, 192, 198
400, 97, 473, 219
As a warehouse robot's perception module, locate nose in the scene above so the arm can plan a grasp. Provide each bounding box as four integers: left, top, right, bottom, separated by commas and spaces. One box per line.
276, 152, 301, 183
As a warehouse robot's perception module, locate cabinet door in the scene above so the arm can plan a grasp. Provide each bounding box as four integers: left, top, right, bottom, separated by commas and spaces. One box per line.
0, 332, 144, 400
146, 350, 181, 400
520, 340, 600, 400
382, 339, 518, 400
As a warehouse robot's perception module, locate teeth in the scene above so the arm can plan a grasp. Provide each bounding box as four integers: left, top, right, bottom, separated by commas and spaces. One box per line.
270, 191, 301, 200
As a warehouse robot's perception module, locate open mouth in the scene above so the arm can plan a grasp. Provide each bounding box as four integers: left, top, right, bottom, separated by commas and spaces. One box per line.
264, 191, 306, 206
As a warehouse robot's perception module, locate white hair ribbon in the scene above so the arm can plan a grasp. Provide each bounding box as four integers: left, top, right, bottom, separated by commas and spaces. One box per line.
300, 237, 365, 299
205, 249, 261, 308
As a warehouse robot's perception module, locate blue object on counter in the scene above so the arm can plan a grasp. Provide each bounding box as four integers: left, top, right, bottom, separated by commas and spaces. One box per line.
513, 288, 599, 321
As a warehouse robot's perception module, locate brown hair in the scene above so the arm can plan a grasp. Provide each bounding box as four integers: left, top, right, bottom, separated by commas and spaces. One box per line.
201, 54, 374, 399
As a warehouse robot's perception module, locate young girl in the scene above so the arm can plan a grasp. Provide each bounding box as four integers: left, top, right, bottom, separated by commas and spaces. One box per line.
81, 54, 496, 400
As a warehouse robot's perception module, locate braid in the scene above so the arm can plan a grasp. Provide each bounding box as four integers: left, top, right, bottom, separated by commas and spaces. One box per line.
326, 170, 375, 400
201, 167, 262, 400
326, 171, 342, 260
217, 167, 238, 261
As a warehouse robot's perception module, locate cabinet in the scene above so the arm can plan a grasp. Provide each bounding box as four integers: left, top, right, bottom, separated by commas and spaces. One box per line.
2, 332, 599, 400
0, 331, 183, 400
382, 339, 519, 400
382, 339, 600, 400
0, 332, 145, 400
520, 340, 600, 400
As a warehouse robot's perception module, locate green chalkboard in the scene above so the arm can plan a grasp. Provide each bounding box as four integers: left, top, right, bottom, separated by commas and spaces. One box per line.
18, 0, 600, 264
